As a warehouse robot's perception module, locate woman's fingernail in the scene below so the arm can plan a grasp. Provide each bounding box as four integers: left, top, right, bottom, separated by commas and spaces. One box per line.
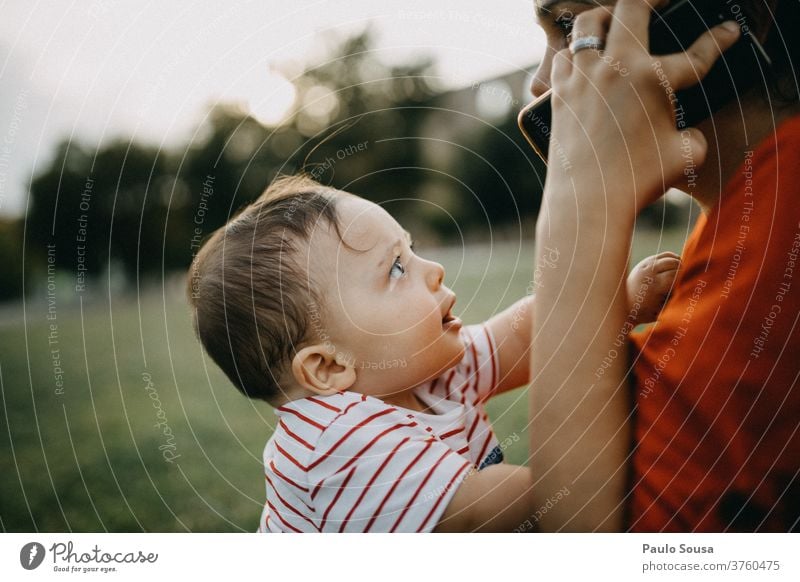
722, 20, 740, 33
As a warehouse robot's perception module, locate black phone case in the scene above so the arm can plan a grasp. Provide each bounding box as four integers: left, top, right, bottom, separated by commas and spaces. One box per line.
518, 0, 772, 163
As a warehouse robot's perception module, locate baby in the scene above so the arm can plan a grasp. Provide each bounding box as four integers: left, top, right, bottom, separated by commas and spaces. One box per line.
186, 174, 679, 532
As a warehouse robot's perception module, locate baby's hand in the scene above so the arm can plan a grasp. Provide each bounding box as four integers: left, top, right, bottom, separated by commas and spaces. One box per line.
626, 252, 681, 326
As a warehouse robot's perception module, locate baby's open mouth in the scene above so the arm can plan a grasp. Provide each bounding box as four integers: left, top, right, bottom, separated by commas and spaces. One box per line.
441, 296, 462, 330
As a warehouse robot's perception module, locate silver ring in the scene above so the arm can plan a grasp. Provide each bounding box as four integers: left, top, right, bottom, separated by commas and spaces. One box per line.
569, 35, 605, 55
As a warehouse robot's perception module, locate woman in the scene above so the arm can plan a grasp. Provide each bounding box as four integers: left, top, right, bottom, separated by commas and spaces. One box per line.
529, 0, 800, 531
438, 0, 739, 531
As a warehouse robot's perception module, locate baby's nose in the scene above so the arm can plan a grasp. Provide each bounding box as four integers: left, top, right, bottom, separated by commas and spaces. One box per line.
426, 259, 445, 290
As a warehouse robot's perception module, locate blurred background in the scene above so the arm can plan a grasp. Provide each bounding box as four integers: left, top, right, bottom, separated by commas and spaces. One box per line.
0, 0, 696, 531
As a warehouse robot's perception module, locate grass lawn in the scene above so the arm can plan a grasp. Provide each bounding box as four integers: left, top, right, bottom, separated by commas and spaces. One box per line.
0, 226, 690, 532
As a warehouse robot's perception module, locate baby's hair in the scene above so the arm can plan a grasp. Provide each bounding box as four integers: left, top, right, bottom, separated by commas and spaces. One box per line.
186, 173, 346, 403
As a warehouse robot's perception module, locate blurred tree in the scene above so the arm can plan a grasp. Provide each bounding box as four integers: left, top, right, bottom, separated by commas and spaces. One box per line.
288, 29, 438, 217
22, 27, 557, 299
0, 217, 25, 301
27, 139, 97, 276
174, 27, 443, 259
456, 114, 546, 234
27, 138, 174, 287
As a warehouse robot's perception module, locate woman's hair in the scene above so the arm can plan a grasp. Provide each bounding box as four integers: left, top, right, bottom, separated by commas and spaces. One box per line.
744, 0, 800, 102
186, 174, 342, 403
761, 0, 800, 102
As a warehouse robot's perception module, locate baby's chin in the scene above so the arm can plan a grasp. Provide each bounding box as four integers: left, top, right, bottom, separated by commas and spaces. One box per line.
424, 339, 467, 379
355, 332, 466, 393
404, 343, 467, 386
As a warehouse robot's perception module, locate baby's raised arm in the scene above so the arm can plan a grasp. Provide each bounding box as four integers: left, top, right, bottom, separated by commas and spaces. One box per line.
478, 251, 679, 399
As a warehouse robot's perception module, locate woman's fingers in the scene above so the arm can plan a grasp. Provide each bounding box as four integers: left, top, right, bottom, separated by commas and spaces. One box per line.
659, 21, 741, 90
672, 126, 709, 167
606, 0, 665, 53
569, 6, 613, 63
545, 0, 730, 209
551, 47, 574, 83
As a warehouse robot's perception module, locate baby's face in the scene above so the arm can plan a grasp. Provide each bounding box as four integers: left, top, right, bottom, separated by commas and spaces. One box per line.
303, 192, 466, 403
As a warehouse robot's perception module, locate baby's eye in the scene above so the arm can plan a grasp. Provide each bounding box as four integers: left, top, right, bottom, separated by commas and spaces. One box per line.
389, 256, 405, 279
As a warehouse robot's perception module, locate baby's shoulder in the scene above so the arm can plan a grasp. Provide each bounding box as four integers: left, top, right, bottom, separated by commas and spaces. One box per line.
274, 392, 416, 452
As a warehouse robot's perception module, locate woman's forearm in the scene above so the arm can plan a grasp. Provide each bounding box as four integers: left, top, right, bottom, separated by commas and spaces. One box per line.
529, 183, 635, 532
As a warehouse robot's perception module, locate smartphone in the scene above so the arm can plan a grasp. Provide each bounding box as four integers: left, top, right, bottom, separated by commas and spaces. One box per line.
518, 0, 772, 163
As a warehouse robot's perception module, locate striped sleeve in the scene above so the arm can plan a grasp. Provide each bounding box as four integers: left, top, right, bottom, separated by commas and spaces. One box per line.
455, 323, 500, 406
307, 401, 473, 532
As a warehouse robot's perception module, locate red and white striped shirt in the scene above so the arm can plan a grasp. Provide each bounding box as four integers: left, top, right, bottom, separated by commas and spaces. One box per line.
258, 322, 502, 533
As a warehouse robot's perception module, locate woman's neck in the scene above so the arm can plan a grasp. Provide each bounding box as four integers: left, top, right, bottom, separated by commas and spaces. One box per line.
690, 91, 800, 214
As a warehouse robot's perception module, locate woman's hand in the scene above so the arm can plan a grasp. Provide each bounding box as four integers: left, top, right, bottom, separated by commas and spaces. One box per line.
627, 251, 681, 325
546, 0, 741, 212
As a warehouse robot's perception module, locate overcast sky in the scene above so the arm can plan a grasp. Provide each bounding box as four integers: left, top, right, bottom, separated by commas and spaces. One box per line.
0, 0, 545, 218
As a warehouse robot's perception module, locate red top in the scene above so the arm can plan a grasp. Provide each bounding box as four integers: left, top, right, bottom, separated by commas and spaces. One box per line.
628, 114, 800, 532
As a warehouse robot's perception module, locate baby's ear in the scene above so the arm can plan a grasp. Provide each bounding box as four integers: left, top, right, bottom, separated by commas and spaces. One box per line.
291, 345, 356, 396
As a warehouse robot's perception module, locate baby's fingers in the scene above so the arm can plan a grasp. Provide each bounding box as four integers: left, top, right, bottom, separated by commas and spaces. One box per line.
652, 255, 681, 274
651, 251, 681, 261
636, 251, 680, 271
658, 21, 741, 91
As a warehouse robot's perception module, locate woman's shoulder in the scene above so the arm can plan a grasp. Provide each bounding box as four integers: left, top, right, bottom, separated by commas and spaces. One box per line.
775, 113, 800, 147
747, 112, 800, 170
